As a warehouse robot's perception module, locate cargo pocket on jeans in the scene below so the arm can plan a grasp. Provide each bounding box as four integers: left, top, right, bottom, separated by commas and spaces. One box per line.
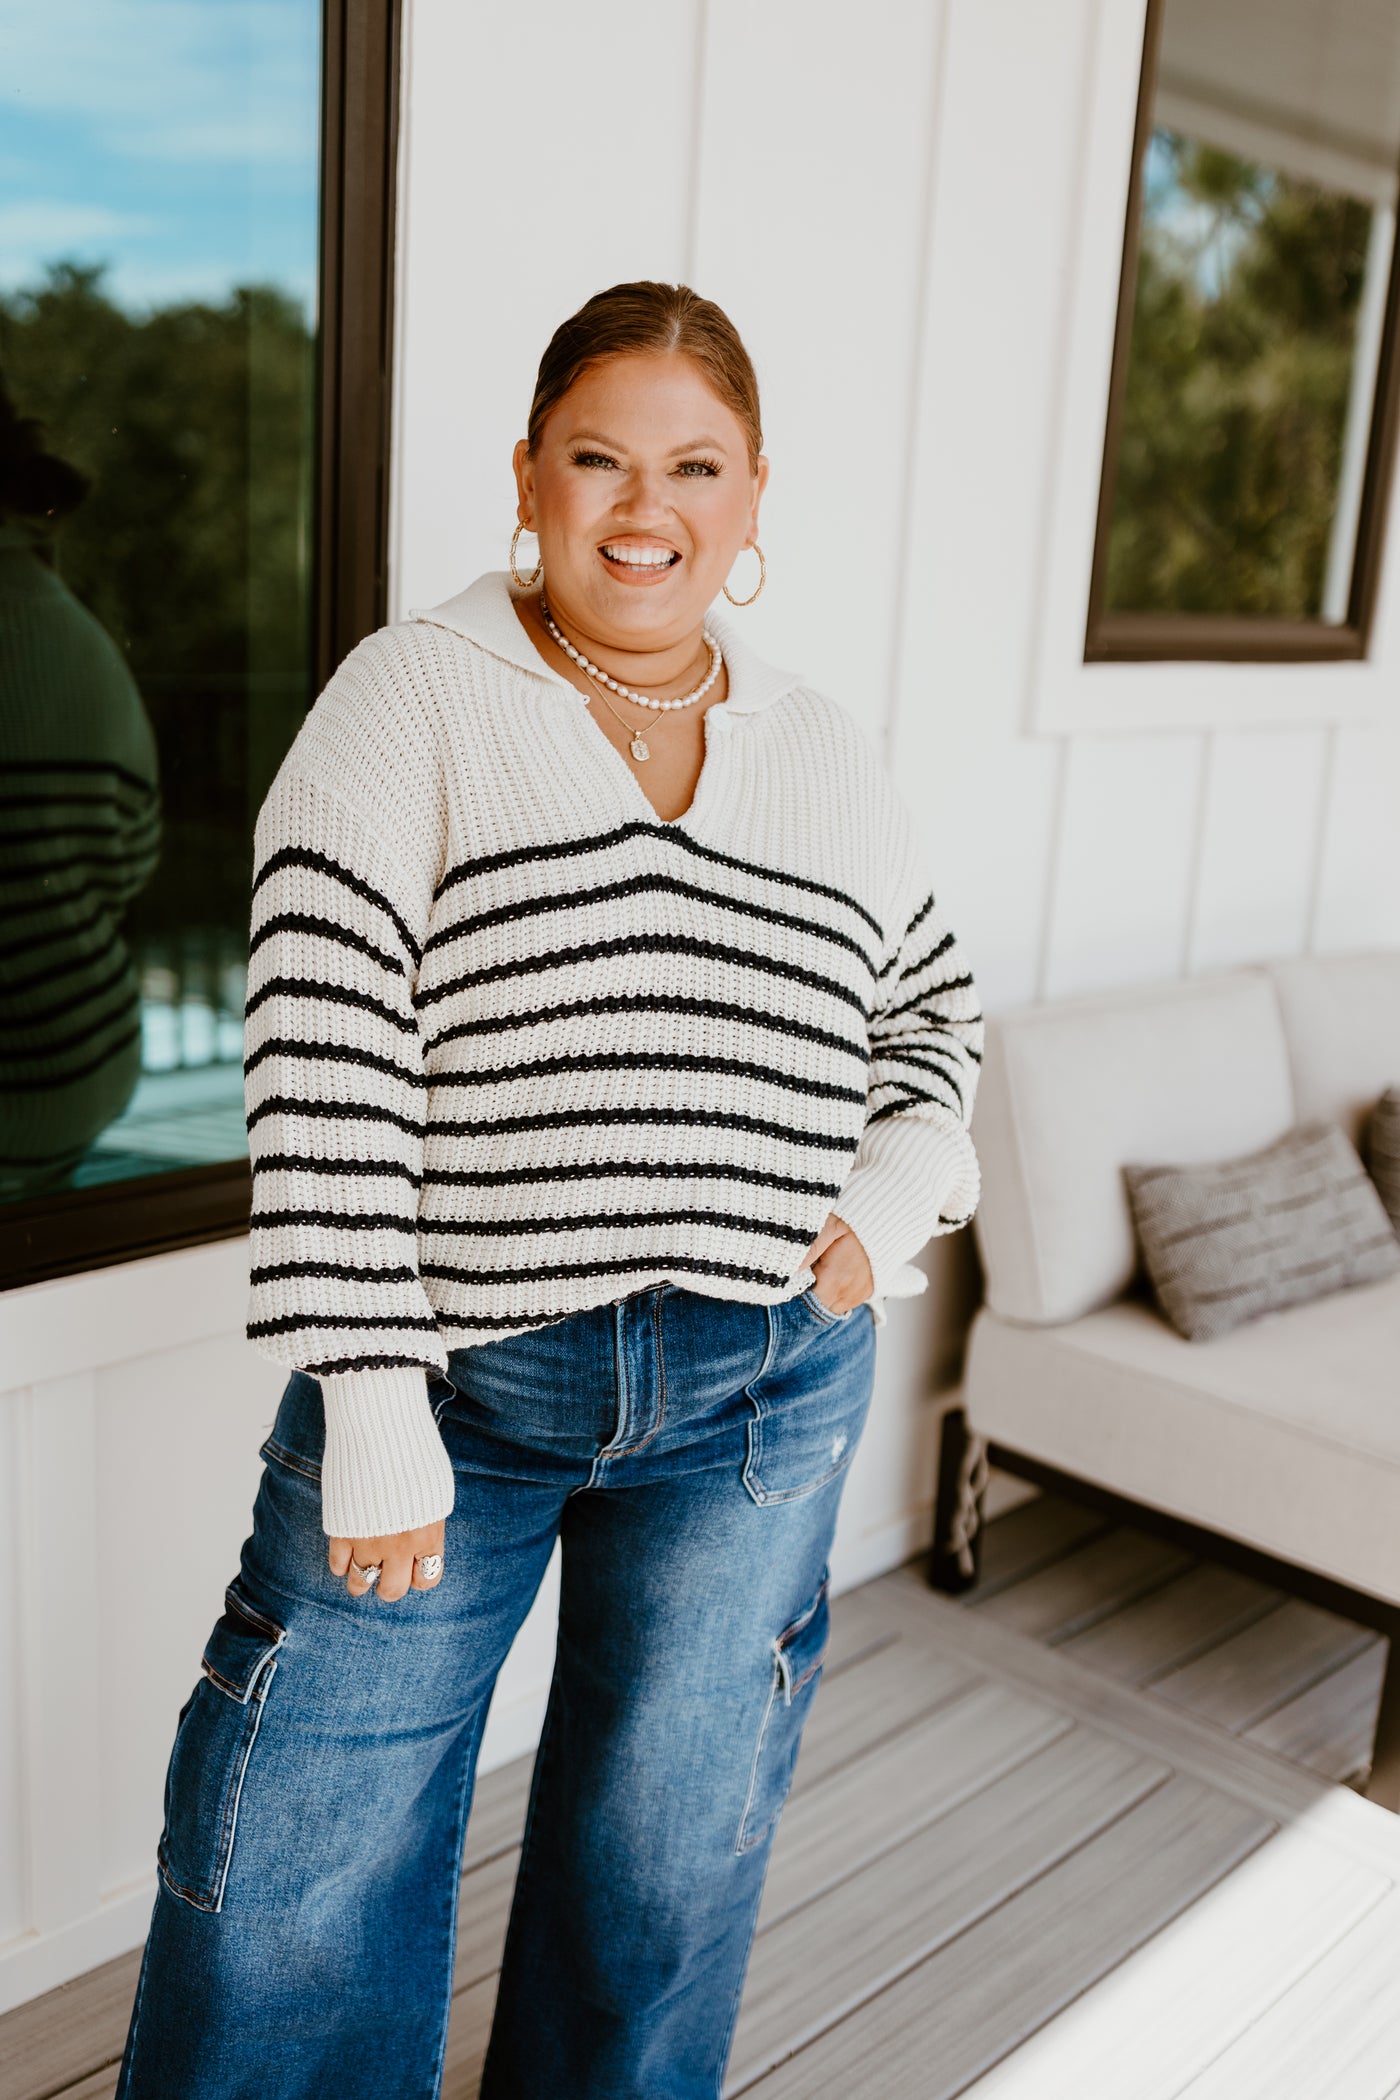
156, 1576, 287, 1913
735, 1573, 831, 1854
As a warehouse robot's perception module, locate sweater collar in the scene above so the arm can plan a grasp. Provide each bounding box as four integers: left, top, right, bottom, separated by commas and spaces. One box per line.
409, 569, 803, 716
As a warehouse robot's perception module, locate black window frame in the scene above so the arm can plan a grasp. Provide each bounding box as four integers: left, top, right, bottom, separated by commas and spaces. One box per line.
0, 0, 404, 1293
1084, 0, 1400, 665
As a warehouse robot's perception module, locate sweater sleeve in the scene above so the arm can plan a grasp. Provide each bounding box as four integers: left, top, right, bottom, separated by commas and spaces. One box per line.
244, 768, 454, 1540
828, 820, 984, 1301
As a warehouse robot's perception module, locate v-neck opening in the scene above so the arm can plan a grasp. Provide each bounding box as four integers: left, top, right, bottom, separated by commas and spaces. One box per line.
578, 694, 727, 835
508, 592, 724, 834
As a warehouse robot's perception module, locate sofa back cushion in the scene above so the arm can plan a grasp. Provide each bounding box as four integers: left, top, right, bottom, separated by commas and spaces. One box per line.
1267, 951, 1400, 1148
973, 971, 1295, 1324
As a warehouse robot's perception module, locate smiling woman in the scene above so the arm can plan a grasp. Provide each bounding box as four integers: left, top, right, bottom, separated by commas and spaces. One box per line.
511, 341, 767, 813
116, 279, 986, 2100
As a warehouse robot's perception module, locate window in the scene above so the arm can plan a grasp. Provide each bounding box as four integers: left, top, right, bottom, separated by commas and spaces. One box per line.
0, 0, 401, 1288
1086, 0, 1400, 662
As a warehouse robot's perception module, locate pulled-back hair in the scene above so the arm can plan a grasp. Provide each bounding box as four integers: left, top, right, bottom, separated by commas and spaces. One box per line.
526, 281, 763, 471
0, 381, 89, 524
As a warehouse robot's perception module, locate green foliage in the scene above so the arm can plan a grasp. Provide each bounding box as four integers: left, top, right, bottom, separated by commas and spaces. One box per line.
0, 264, 316, 935
1106, 134, 1374, 619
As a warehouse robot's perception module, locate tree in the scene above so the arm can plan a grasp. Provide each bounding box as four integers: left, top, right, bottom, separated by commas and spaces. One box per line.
1106, 134, 1373, 619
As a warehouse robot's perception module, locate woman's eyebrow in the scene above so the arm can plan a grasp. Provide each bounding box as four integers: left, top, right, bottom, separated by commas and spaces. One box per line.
564, 430, 731, 455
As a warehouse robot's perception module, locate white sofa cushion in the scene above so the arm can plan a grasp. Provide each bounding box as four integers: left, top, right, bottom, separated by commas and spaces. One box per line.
1267, 951, 1400, 1149
971, 971, 1295, 1325
964, 1277, 1400, 1605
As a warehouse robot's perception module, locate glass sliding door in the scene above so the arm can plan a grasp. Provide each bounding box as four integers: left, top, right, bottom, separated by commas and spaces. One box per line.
0, 0, 401, 1284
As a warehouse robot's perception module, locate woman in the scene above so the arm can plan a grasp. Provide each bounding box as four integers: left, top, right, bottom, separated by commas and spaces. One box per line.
117, 281, 983, 2099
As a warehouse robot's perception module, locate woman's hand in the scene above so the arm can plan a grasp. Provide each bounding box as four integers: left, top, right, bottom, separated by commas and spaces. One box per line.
328, 1519, 446, 1601
800, 1213, 874, 1316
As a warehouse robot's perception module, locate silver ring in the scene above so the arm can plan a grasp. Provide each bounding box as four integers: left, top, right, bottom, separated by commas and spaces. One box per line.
350, 1557, 382, 1587
417, 1552, 444, 1581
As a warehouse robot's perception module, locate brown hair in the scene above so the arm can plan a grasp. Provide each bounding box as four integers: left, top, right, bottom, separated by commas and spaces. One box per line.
526, 281, 763, 471
0, 380, 89, 524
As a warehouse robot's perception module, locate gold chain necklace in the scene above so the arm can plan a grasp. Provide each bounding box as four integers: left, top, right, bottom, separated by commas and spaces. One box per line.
579, 661, 693, 761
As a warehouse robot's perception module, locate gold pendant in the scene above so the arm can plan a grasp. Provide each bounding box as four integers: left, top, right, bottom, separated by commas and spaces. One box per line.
630, 734, 650, 761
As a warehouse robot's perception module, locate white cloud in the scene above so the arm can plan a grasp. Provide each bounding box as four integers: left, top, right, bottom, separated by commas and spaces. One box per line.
0, 0, 320, 168
0, 199, 315, 315
0, 200, 154, 248
0, 200, 159, 294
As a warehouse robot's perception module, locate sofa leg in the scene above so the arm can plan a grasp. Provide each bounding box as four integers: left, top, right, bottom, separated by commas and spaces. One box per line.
1366, 1636, 1400, 1812
929, 1405, 989, 1595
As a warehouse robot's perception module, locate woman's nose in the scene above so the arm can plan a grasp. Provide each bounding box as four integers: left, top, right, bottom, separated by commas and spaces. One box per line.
608, 467, 674, 519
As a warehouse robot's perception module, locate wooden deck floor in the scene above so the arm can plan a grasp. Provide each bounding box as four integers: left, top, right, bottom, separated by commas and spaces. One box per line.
965, 1490, 1391, 1791
7, 1496, 1399, 2100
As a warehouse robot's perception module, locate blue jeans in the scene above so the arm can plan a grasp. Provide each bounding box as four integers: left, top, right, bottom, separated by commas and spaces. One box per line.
115, 1280, 877, 2099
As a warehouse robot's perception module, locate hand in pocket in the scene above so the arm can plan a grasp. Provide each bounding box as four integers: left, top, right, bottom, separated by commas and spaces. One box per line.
798, 1212, 873, 1316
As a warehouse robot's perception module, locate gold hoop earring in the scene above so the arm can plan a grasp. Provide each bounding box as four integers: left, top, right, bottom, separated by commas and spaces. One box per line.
510, 521, 542, 588
723, 543, 765, 607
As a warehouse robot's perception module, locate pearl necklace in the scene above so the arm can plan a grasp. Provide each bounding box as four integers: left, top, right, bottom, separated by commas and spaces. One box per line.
540, 595, 722, 712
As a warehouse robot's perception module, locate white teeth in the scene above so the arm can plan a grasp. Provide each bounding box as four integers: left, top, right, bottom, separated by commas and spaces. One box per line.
602, 545, 676, 567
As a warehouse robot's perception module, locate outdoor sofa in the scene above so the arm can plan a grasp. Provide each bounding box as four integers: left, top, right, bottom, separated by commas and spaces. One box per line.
931, 950, 1400, 1808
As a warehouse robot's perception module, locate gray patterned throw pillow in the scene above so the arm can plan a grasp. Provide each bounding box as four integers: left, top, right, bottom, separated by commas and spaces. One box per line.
1123, 1120, 1400, 1342
1364, 1087, 1400, 1238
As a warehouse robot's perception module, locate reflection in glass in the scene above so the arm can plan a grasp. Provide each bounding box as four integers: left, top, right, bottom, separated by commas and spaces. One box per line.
0, 398, 159, 1196
1103, 0, 1400, 622
0, 0, 320, 1207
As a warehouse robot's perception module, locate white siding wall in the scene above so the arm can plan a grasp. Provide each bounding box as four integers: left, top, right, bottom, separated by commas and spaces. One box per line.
3, 0, 1397, 2011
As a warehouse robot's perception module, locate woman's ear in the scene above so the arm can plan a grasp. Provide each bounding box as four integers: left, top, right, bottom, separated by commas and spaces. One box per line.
747, 453, 770, 540
512, 437, 535, 523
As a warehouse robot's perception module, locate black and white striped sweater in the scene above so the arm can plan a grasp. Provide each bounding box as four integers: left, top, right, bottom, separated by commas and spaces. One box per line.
245, 570, 984, 1537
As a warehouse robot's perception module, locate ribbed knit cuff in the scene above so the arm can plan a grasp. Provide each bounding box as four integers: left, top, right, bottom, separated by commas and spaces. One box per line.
830, 1117, 981, 1302
318, 1367, 456, 1540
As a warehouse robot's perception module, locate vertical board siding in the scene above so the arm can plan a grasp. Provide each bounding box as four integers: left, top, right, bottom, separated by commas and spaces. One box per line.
690, 0, 947, 733
891, 0, 1095, 1012
1187, 730, 1329, 974
93, 1340, 282, 1899
1311, 723, 1400, 953
14, 1378, 103, 1941
1042, 734, 1205, 999
391, 1, 701, 614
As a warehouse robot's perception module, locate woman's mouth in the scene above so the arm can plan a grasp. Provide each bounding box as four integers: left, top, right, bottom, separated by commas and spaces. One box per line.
598, 541, 682, 584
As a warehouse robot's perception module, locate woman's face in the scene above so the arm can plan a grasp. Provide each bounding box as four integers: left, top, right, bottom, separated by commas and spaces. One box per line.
513, 351, 767, 651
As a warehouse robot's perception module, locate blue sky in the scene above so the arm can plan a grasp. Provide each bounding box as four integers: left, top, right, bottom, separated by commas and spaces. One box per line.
0, 0, 320, 315
1142, 128, 1276, 303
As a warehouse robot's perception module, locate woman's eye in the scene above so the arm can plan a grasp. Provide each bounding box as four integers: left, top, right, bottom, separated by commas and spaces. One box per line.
567, 450, 719, 477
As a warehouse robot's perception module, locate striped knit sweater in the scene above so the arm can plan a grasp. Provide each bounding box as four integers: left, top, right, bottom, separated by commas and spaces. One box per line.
245, 570, 984, 1538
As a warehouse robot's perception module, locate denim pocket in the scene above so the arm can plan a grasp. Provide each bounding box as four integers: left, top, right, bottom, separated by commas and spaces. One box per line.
736, 1573, 830, 1853
742, 1303, 875, 1505
799, 1284, 855, 1326
156, 1577, 286, 1913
